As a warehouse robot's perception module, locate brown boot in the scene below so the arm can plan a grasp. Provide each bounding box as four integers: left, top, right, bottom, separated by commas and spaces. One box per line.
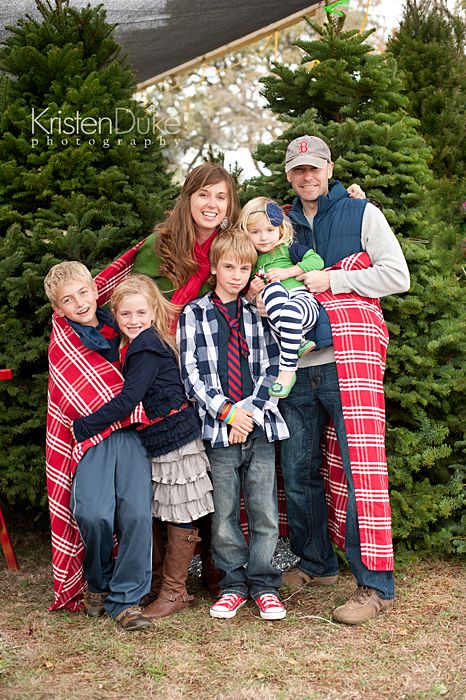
140, 520, 166, 607
144, 526, 201, 619
196, 514, 223, 596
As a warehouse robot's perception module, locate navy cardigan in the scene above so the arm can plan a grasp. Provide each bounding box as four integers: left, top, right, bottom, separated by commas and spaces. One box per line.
73, 327, 200, 457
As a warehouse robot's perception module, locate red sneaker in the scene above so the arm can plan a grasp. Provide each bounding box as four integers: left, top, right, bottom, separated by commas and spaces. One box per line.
210, 593, 247, 619
255, 593, 286, 620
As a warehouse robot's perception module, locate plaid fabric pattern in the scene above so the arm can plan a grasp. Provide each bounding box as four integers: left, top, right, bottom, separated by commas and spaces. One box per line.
93, 239, 146, 303
316, 252, 394, 571
46, 241, 147, 612
177, 293, 289, 449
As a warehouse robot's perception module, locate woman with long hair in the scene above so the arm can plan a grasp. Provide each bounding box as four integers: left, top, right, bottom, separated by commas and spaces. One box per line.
131, 162, 240, 601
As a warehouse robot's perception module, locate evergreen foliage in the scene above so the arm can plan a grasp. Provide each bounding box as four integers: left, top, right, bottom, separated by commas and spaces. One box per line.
387, 0, 466, 266
387, 0, 466, 182
0, 0, 175, 511
244, 13, 465, 556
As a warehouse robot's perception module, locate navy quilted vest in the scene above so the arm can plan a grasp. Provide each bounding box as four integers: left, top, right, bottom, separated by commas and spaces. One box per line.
288, 181, 366, 350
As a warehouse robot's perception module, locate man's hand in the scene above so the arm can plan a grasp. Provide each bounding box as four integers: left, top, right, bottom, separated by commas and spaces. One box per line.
347, 183, 365, 199
247, 276, 266, 301
296, 269, 330, 293
229, 427, 248, 444
230, 407, 254, 434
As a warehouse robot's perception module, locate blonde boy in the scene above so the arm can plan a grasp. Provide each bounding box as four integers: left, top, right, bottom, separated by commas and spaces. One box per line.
178, 230, 289, 621
44, 261, 152, 631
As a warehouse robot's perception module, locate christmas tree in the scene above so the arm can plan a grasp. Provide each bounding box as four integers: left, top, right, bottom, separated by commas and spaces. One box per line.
387, 0, 465, 264
388, 0, 466, 182
0, 0, 175, 512
244, 13, 465, 556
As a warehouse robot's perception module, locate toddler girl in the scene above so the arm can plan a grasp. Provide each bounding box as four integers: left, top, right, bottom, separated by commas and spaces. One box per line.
239, 197, 324, 398
73, 274, 214, 619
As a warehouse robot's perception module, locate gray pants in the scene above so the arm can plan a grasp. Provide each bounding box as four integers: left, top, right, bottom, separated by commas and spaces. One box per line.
71, 430, 152, 617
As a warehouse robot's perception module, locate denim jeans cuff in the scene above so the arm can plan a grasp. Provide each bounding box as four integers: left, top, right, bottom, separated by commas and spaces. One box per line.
299, 564, 339, 578
222, 587, 249, 598
251, 589, 281, 600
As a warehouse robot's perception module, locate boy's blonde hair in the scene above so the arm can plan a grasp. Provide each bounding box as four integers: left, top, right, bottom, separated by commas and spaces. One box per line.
209, 228, 257, 269
239, 196, 294, 247
44, 261, 94, 305
110, 274, 179, 355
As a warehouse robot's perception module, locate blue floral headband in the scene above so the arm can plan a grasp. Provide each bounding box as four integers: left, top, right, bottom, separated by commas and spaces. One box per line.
249, 201, 284, 227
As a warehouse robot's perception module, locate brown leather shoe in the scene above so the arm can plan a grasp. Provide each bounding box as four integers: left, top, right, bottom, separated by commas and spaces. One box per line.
83, 591, 109, 618
282, 567, 338, 588
115, 605, 151, 631
332, 586, 393, 625
145, 590, 194, 619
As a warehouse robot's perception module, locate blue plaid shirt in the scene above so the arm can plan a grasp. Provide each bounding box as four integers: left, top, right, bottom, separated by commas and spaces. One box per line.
177, 293, 289, 448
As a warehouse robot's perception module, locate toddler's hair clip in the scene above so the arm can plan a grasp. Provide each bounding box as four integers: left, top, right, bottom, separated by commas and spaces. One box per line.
250, 201, 284, 227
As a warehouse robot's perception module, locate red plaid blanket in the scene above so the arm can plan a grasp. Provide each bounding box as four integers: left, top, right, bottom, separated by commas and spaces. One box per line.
316, 252, 393, 571
46, 243, 147, 611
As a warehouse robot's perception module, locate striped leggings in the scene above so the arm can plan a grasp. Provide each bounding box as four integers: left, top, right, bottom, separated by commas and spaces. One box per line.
262, 282, 319, 371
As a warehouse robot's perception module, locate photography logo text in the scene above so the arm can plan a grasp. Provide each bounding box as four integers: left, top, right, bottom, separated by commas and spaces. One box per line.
30, 107, 181, 149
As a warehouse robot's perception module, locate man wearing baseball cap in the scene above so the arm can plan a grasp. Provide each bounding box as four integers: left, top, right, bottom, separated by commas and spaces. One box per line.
278, 134, 410, 624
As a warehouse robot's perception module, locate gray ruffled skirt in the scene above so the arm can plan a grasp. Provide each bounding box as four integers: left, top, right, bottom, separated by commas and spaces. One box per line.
151, 437, 214, 523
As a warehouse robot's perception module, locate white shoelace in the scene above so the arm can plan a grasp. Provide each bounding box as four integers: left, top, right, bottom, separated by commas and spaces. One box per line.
215, 593, 243, 609
257, 594, 282, 610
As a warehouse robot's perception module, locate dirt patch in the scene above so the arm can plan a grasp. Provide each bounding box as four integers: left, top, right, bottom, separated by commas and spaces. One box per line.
0, 531, 464, 699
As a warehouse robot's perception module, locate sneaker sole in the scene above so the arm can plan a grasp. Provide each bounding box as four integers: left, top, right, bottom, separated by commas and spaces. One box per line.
297, 343, 316, 358
259, 609, 287, 620
210, 600, 247, 619
120, 621, 152, 631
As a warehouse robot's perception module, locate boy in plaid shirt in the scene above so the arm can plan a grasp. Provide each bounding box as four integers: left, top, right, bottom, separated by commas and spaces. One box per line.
177, 230, 289, 621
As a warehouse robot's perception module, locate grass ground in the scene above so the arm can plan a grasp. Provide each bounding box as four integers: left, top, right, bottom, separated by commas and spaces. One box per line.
0, 529, 464, 700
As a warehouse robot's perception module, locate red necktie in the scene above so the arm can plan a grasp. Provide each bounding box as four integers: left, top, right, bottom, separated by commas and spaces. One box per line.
211, 293, 249, 403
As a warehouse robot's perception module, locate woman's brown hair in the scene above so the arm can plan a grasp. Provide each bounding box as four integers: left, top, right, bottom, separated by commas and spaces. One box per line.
155, 163, 240, 289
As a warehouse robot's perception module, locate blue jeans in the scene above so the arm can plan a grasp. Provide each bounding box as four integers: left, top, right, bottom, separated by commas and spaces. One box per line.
206, 435, 282, 599
280, 363, 394, 600
71, 430, 153, 617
